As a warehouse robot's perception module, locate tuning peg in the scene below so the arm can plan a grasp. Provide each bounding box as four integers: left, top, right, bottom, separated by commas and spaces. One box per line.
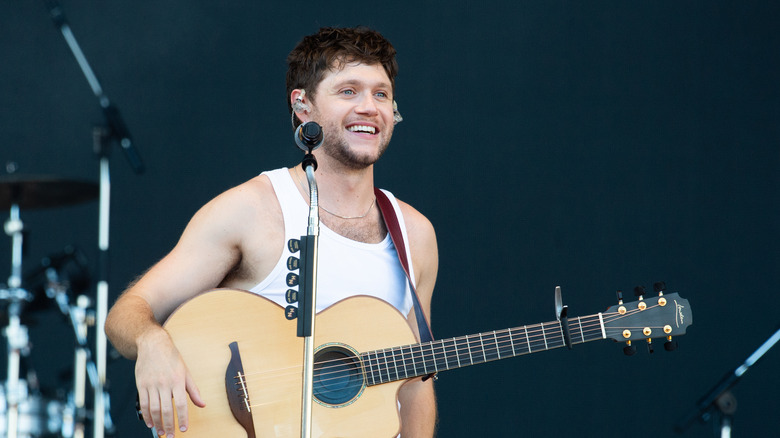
664, 336, 678, 351
623, 341, 636, 356
634, 286, 648, 310
616, 290, 624, 304
647, 338, 654, 354
654, 281, 666, 295
287, 238, 301, 253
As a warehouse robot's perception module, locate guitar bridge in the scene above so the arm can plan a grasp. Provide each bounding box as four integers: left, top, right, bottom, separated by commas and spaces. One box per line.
226, 341, 256, 438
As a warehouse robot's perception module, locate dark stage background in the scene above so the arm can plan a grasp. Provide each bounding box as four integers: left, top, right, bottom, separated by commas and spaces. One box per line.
2, 2, 779, 437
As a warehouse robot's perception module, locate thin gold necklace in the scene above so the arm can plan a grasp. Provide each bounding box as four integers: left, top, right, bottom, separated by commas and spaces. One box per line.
294, 167, 376, 220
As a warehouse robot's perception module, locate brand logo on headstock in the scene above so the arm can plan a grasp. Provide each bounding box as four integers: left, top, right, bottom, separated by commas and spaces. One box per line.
675, 299, 685, 328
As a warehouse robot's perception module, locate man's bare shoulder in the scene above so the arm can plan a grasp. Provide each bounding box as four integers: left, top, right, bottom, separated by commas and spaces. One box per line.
394, 198, 436, 242
207, 174, 276, 209
189, 174, 280, 227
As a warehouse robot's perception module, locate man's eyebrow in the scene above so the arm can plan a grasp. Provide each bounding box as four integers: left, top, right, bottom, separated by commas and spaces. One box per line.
331, 78, 392, 89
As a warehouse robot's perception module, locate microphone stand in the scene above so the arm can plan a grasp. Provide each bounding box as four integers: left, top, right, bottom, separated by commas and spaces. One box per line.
674, 326, 780, 437
45, 2, 145, 437
297, 152, 319, 438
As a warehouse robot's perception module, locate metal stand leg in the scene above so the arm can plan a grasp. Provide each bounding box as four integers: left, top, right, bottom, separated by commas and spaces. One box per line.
2, 204, 32, 438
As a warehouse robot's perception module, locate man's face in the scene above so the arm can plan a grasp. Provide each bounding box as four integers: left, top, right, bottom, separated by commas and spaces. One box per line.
307, 62, 395, 170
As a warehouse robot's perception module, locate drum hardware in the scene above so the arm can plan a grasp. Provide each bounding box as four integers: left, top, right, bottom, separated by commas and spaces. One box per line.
0, 380, 63, 437
0, 175, 99, 211
2, 171, 103, 438
23, 248, 115, 438
3, 191, 34, 438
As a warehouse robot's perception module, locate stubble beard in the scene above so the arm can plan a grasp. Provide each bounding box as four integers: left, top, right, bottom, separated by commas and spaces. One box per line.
320, 121, 393, 171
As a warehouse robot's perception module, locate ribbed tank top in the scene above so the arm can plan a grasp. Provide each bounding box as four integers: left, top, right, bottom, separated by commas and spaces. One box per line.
249, 168, 413, 316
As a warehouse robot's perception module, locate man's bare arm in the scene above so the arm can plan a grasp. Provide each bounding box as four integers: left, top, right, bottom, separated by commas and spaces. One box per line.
398, 200, 439, 437
105, 178, 278, 437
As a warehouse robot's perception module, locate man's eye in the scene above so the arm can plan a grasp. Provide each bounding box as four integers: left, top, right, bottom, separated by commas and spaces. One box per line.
342, 89, 355, 95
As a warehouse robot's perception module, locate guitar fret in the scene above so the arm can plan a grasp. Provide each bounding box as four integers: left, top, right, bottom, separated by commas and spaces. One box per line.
418, 344, 427, 374
498, 329, 514, 358
388, 348, 398, 382
551, 322, 565, 348
409, 345, 418, 376
453, 338, 461, 368
482, 331, 500, 362
456, 335, 470, 366
367, 352, 377, 386
441, 338, 457, 370
433, 340, 447, 372
376, 350, 385, 384
577, 316, 585, 343
400, 345, 409, 379
558, 321, 565, 344
374, 350, 383, 384
509, 328, 516, 356
524, 325, 531, 353
360, 353, 369, 385
528, 324, 548, 352
468, 334, 480, 365
467, 335, 475, 365
479, 333, 487, 363
375, 350, 385, 384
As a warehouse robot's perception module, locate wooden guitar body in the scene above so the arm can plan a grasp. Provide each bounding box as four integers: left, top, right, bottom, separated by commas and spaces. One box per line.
164, 288, 416, 437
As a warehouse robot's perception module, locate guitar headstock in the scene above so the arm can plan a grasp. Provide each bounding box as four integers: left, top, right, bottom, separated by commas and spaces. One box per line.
601, 292, 693, 352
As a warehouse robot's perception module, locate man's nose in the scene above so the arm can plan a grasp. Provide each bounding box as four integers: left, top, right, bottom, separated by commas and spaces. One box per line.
355, 95, 379, 115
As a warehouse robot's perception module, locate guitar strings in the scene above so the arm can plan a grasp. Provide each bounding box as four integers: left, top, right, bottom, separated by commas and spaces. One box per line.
241, 321, 652, 406
239, 306, 654, 394
241, 306, 655, 396
235, 305, 665, 401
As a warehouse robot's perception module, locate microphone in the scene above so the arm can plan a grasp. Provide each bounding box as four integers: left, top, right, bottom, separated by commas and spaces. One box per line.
294, 122, 323, 152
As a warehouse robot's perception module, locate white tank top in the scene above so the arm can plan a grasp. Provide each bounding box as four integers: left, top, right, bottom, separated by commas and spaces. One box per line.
249, 168, 413, 316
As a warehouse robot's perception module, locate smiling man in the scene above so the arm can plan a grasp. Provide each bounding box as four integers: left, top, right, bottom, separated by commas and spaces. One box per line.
105, 27, 438, 437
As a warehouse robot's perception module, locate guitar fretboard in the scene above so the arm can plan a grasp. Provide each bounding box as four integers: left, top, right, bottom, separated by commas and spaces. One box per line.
360, 314, 605, 386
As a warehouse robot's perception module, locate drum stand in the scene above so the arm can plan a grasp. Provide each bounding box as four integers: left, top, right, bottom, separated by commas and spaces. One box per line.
1, 202, 33, 438
44, 263, 104, 438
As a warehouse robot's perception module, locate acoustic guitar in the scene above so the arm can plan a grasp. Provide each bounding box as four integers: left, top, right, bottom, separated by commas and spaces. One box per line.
161, 288, 692, 437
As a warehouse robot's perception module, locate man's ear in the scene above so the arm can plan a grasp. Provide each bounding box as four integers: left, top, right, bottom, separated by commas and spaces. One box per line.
291, 89, 311, 115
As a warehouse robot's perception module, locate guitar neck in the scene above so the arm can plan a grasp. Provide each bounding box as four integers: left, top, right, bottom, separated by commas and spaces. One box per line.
361, 314, 605, 386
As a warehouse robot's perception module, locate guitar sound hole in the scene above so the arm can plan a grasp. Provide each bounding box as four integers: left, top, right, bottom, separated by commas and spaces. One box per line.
313, 346, 364, 407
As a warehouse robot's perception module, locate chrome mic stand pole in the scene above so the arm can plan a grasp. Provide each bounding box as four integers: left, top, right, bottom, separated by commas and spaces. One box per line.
299, 163, 319, 438
292, 122, 323, 438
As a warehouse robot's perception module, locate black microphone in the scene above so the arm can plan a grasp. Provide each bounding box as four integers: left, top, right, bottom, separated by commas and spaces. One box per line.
294, 122, 323, 152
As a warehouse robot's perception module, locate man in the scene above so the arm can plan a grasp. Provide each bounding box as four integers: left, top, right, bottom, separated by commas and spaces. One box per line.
105, 27, 438, 437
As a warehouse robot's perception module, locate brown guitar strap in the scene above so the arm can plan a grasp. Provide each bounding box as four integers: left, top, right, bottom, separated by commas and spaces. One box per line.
374, 188, 434, 344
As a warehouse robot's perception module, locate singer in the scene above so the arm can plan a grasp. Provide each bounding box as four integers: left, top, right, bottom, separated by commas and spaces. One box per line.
105, 27, 438, 437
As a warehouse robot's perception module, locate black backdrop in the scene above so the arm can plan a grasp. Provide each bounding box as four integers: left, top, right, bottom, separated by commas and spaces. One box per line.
2, 2, 779, 437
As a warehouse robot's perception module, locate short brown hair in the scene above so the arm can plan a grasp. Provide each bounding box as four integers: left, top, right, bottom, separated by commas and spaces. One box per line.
286, 27, 398, 126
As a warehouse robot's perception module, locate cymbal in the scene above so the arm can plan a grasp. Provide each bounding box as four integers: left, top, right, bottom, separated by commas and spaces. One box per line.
0, 175, 99, 210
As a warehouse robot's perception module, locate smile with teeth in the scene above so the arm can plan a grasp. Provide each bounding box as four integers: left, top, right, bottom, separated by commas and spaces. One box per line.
347, 125, 377, 135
